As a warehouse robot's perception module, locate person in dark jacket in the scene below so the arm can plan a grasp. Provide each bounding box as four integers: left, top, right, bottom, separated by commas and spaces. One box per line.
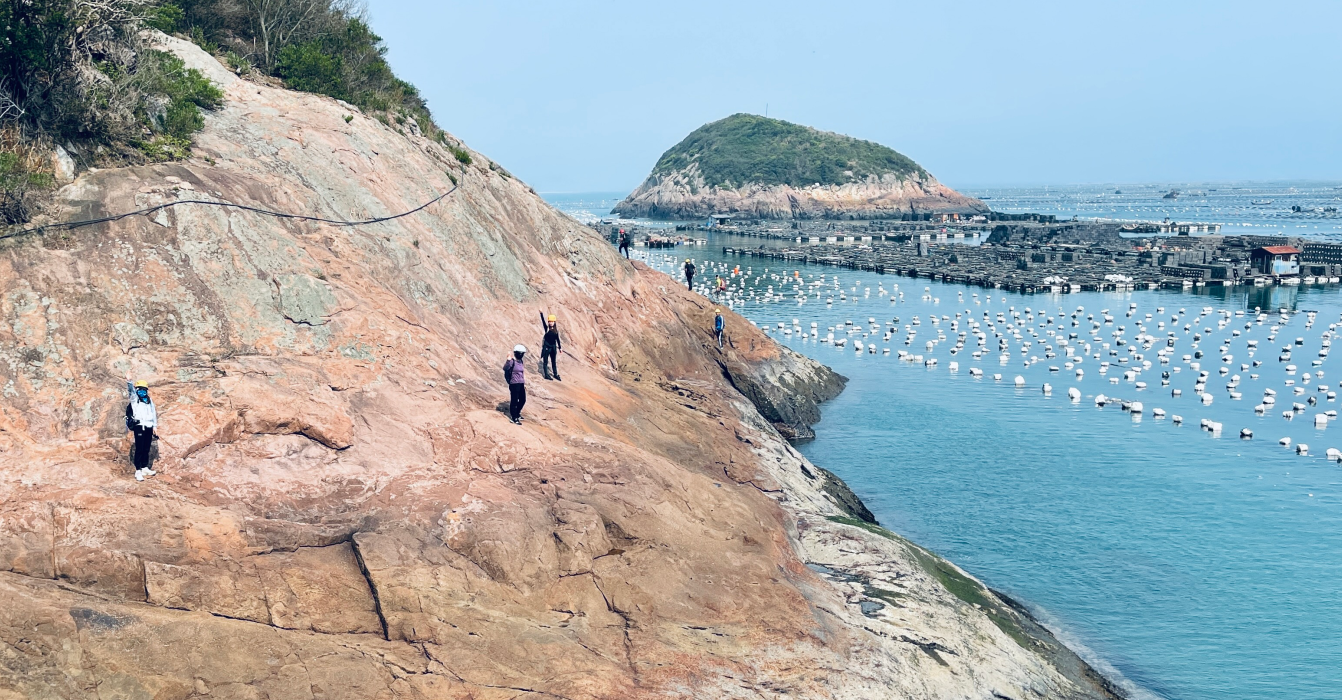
540, 312, 562, 380
714, 309, 725, 349
124, 376, 158, 481
503, 345, 527, 424
684, 259, 696, 290
618, 230, 630, 258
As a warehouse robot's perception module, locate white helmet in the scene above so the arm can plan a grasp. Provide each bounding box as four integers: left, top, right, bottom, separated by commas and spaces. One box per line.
513, 344, 527, 354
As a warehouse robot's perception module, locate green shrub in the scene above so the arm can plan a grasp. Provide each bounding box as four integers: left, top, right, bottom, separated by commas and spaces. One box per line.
0, 2, 224, 225
137, 51, 224, 140
224, 51, 252, 74
135, 135, 193, 162
277, 41, 347, 100
450, 146, 471, 165
161, 2, 440, 139
0, 151, 55, 224
144, 4, 184, 33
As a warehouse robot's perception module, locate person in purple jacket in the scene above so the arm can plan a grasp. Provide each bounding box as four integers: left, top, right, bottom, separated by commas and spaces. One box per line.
503, 344, 527, 424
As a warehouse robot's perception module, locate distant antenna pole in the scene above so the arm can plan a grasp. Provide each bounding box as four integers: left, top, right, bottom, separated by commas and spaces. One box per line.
765, 103, 768, 117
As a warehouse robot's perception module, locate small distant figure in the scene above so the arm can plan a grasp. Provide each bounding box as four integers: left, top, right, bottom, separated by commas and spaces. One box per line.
618, 230, 630, 258
124, 375, 158, 481
684, 259, 696, 290
540, 312, 562, 381
503, 344, 527, 424
714, 308, 725, 349
716, 275, 726, 294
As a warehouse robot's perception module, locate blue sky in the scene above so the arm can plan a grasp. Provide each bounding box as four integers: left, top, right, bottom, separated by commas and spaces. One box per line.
365, 1, 1341, 193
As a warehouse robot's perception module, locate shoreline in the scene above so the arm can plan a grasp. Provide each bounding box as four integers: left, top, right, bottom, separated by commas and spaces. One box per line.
737, 346, 1131, 699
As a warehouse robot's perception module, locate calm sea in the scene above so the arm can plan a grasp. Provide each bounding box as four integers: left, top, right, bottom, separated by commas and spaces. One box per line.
546, 184, 1342, 700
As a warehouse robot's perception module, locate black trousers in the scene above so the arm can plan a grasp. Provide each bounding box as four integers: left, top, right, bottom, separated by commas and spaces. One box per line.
509, 383, 527, 420
619, 243, 629, 258
132, 427, 154, 470
540, 346, 559, 378
686, 273, 694, 289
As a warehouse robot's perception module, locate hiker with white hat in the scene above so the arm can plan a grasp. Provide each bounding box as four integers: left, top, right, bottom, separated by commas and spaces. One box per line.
124, 372, 158, 481
503, 344, 528, 424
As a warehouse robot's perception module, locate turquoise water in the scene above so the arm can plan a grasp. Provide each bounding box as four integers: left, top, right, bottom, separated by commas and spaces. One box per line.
547, 190, 1342, 700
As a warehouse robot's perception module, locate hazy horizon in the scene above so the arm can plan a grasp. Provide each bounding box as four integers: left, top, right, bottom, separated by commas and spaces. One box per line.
365, 1, 1342, 193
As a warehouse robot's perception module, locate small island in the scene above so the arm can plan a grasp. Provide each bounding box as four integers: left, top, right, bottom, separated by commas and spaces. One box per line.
614, 113, 988, 220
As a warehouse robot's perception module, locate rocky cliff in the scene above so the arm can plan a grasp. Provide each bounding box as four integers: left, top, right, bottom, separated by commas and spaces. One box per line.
613, 114, 988, 220
0, 38, 1119, 699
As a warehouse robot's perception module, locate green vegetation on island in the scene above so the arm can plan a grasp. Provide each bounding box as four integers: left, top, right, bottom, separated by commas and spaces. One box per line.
650, 113, 928, 190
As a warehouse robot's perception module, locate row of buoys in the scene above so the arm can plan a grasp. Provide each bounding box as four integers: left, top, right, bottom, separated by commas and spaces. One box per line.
651, 251, 1342, 461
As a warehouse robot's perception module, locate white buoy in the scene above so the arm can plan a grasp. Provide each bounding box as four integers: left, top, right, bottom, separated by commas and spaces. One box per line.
1153, 408, 1166, 417
1172, 389, 1182, 397
993, 373, 1003, 381
1297, 443, 1309, 455
949, 361, 959, 372
1129, 401, 1143, 413
1280, 437, 1292, 446
1241, 428, 1253, 439
1316, 414, 1329, 427
1095, 394, 1107, 406
1042, 383, 1052, 395
1067, 387, 1081, 401
1327, 447, 1342, 461
1201, 393, 1213, 405
1172, 415, 1183, 424
1014, 375, 1025, 387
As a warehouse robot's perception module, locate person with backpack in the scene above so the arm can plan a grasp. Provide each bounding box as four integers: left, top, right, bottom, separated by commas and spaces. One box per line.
124, 375, 158, 481
503, 345, 528, 424
539, 312, 562, 381
684, 259, 696, 290
618, 230, 631, 258
714, 309, 725, 349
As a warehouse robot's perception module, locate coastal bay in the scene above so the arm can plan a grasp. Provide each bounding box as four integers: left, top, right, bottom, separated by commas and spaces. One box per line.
552, 184, 1342, 700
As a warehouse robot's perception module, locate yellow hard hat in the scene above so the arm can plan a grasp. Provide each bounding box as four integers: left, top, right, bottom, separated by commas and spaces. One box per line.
134, 380, 149, 389
547, 314, 556, 322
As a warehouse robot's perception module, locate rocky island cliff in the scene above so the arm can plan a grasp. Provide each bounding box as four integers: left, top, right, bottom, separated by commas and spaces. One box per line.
613, 114, 988, 221
0, 39, 1121, 699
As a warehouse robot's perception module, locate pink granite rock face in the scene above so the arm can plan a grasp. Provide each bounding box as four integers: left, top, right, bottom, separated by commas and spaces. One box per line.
0, 35, 1121, 700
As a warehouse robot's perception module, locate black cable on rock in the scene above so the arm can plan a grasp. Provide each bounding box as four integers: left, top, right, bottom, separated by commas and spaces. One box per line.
0, 184, 460, 242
